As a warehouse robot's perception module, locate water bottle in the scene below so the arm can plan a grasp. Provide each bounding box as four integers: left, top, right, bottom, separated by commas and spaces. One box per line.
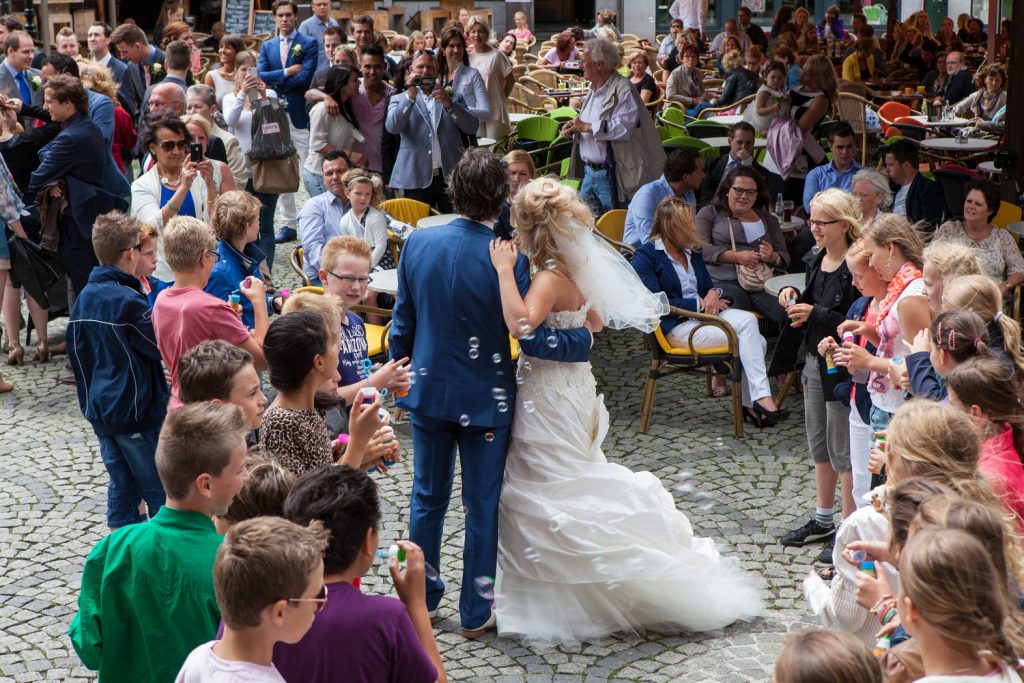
824, 24, 834, 57
873, 636, 891, 656
775, 192, 785, 222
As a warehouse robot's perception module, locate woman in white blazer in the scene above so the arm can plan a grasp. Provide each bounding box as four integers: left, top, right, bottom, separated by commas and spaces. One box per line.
131, 114, 216, 281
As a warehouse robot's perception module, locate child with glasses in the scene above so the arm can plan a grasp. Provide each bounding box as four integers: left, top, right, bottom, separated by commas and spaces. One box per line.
320, 236, 411, 407
66, 211, 170, 530
206, 190, 287, 328
175, 516, 329, 682
153, 216, 269, 411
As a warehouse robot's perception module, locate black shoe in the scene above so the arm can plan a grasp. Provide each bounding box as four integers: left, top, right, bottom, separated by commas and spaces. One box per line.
818, 536, 836, 563
780, 518, 835, 546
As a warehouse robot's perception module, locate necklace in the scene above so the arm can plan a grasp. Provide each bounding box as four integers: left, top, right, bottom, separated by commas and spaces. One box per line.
159, 169, 182, 187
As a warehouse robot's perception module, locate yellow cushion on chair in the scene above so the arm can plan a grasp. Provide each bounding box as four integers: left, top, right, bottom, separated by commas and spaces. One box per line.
365, 324, 387, 358
654, 327, 730, 356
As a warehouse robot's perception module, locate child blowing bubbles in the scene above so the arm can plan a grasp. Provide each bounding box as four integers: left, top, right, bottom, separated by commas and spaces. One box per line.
319, 236, 410, 406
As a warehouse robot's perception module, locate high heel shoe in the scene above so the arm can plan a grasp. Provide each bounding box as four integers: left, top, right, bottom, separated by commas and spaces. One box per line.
6, 344, 24, 366
753, 402, 790, 427
33, 342, 49, 363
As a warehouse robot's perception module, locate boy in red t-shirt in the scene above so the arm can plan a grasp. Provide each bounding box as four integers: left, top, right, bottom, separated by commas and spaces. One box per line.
152, 216, 268, 409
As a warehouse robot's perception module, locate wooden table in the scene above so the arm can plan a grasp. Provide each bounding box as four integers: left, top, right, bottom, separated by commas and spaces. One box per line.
708, 114, 744, 125
765, 273, 806, 298
368, 268, 399, 296
920, 138, 997, 153
702, 137, 766, 150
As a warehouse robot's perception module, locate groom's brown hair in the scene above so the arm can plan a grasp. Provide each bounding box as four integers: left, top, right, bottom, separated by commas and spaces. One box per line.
449, 148, 509, 222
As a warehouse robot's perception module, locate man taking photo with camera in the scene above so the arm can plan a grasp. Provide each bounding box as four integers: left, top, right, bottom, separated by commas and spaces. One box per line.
384, 50, 478, 212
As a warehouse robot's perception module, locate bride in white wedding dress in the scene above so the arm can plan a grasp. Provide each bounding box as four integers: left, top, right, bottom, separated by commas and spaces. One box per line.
487, 178, 764, 646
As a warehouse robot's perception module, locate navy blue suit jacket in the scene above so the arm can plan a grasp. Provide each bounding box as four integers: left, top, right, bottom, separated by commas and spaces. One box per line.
257, 32, 318, 130
632, 241, 715, 334
29, 113, 126, 239
390, 217, 592, 427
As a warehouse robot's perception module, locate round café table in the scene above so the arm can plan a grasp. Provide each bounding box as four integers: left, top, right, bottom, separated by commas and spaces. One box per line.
765, 273, 807, 298
416, 213, 460, 228
907, 114, 971, 129
510, 113, 539, 124
978, 160, 1001, 175
920, 138, 997, 153
708, 114, 744, 125
368, 268, 399, 296
702, 137, 766, 150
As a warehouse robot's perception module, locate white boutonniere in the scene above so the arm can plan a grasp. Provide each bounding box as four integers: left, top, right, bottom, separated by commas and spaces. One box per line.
151, 62, 164, 75
29, 75, 41, 91
291, 43, 302, 57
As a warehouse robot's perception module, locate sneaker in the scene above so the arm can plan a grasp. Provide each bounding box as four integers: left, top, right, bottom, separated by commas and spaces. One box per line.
459, 612, 496, 639
275, 226, 297, 243
817, 537, 837, 564
779, 519, 835, 547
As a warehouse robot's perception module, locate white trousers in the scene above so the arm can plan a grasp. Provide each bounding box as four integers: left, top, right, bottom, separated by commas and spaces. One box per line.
667, 308, 770, 408
279, 126, 310, 228
849, 404, 873, 507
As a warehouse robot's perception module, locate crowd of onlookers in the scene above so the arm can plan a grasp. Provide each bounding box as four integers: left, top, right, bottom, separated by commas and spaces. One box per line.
0, 1, 1023, 680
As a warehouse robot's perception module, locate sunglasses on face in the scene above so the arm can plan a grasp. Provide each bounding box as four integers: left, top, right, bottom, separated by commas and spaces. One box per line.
287, 584, 329, 612
157, 140, 189, 152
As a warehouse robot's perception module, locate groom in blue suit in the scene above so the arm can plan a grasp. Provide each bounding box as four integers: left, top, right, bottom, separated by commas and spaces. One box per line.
390, 150, 594, 636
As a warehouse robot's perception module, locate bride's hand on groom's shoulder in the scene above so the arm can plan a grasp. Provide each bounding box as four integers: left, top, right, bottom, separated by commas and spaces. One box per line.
489, 239, 518, 273
389, 540, 427, 609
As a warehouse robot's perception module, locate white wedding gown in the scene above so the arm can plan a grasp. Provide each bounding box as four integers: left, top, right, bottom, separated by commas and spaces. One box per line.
494, 304, 765, 646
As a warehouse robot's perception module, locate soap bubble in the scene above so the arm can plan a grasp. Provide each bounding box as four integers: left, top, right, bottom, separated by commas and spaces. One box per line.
522, 361, 532, 372
424, 562, 440, 581
592, 555, 608, 573
491, 387, 508, 401
676, 471, 694, 480
407, 374, 417, 385
469, 349, 479, 359
544, 259, 557, 270
418, 367, 429, 376
492, 353, 502, 363
699, 502, 714, 512
497, 401, 509, 413
473, 576, 495, 602
459, 415, 471, 427
468, 337, 480, 349
523, 547, 541, 563
516, 375, 525, 385
484, 432, 494, 442
676, 483, 694, 496
380, 388, 388, 398
546, 335, 558, 348
523, 400, 535, 413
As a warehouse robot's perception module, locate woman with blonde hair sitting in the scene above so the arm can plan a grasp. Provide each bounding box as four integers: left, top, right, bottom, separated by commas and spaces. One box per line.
634, 197, 787, 427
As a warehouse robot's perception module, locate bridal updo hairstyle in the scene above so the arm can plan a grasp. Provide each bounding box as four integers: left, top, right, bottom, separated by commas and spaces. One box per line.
511, 176, 594, 274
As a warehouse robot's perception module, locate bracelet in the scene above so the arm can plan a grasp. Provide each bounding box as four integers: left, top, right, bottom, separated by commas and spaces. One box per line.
870, 594, 895, 614
881, 607, 898, 625
166, 200, 180, 214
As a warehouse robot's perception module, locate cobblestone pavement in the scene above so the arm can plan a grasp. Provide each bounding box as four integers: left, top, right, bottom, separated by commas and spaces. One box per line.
0, 237, 827, 682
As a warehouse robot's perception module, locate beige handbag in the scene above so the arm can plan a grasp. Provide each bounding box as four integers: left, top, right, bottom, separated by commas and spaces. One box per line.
727, 217, 774, 292
250, 154, 300, 194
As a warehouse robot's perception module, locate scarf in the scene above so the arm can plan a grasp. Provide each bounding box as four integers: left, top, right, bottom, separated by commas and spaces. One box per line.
875, 260, 922, 335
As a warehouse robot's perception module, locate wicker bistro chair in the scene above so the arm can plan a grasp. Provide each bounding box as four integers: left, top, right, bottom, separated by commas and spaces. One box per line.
640, 305, 745, 438
290, 246, 311, 287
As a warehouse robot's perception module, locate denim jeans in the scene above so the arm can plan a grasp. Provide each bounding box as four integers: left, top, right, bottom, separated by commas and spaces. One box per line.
245, 178, 280, 270
301, 168, 327, 198
95, 427, 165, 528
580, 166, 616, 217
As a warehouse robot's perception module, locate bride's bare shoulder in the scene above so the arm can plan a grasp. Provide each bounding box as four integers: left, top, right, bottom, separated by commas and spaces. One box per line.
533, 268, 584, 311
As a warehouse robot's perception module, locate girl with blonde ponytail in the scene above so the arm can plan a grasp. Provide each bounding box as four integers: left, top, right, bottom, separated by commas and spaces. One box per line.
899, 529, 1024, 682
942, 274, 1024, 377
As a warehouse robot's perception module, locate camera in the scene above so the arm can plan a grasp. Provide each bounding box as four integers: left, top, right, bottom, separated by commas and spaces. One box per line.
412, 76, 436, 89
189, 142, 203, 163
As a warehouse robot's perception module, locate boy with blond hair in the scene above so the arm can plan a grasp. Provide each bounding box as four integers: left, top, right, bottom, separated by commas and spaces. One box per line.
66, 210, 169, 529
176, 516, 329, 681
70, 402, 252, 683
153, 215, 268, 410
178, 340, 266, 431
319, 235, 410, 405
206, 190, 286, 328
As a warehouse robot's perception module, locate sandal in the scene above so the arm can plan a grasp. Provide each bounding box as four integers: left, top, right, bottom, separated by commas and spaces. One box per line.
817, 566, 838, 581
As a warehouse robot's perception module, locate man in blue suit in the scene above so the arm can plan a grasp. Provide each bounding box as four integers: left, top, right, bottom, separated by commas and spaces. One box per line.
385, 50, 477, 213
28, 74, 128, 295
258, 0, 318, 246
86, 23, 133, 122
390, 150, 594, 638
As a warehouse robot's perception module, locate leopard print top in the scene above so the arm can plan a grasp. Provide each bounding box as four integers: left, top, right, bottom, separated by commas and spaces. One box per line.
259, 406, 333, 476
